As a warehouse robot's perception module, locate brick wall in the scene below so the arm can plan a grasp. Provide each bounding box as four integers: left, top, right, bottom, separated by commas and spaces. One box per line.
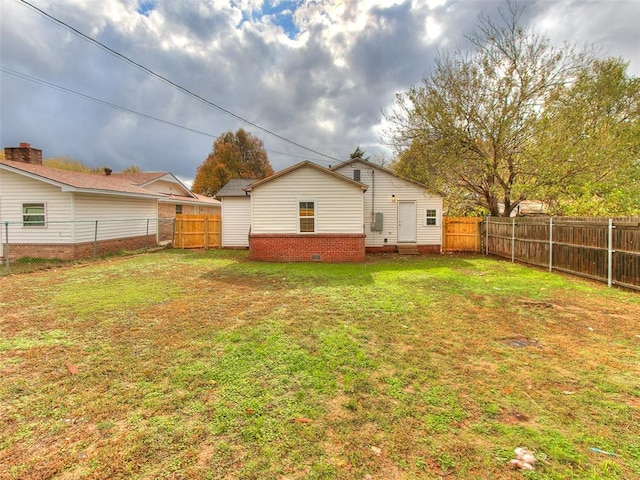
417, 244, 441, 253
365, 244, 441, 253
4, 143, 43, 165
5, 234, 157, 261
249, 234, 366, 262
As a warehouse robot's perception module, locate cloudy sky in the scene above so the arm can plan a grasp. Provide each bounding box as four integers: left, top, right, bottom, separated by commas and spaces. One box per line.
1, 0, 639, 186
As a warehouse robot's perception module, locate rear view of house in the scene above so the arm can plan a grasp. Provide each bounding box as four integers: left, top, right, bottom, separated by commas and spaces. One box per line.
331, 159, 443, 253
216, 158, 443, 262
246, 161, 368, 262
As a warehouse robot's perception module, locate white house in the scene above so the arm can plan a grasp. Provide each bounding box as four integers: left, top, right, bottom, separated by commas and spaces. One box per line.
330, 159, 443, 252
0, 143, 219, 260
245, 161, 368, 262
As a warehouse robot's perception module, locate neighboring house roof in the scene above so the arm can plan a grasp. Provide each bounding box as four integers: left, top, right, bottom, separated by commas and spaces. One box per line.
330, 158, 444, 196
216, 178, 258, 197
0, 159, 159, 197
244, 161, 368, 192
0, 159, 219, 206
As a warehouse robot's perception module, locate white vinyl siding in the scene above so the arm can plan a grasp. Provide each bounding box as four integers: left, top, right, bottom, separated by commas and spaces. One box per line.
332, 162, 443, 247
251, 166, 363, 234
72, 193, 158, 243
0, 169, 74, 243
143, 177, 191, 196
221, 196, 251, 247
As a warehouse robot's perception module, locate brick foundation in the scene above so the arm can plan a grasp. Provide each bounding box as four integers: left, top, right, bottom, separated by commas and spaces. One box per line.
365, 244, 442, 253
417, 245, 441, 253
4, 234, 157, 261
249, 233, 366, 262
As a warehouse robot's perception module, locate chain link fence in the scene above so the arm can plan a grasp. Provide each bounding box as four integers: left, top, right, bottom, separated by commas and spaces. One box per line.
1, 218, 175, 274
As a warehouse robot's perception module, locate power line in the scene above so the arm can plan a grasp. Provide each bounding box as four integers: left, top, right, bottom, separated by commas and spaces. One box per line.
16, 0, 341, 164
0, 66, 321, 162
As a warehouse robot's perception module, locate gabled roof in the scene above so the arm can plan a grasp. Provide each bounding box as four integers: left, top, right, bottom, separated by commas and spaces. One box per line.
330, 158, 444, 196
216, 178, 258, 197
111, 171, 196, 199
244, 161, 368, 192
0, 159, 158, 197
0, 159, 219, 205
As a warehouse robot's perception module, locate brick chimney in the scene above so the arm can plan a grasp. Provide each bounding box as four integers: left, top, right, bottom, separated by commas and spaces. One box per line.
4, 143, 43, 165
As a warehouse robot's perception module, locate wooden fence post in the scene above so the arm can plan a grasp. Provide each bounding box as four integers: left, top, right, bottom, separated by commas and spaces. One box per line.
511, 217, 516, 262
485, 216, 489, 255
607, 218, 613, 287
549, 217, 553, 272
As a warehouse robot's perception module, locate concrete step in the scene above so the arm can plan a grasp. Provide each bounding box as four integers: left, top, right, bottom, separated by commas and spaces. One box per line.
397, 244, 419, 255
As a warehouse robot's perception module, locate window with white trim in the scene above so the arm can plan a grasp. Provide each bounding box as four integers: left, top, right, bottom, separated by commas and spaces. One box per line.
23, 203, 46, 227
299, 201, 315, 233
424, 209, 438, 226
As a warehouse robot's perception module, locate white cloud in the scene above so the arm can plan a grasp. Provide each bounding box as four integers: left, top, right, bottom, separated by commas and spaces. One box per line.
1, 0, 638, 181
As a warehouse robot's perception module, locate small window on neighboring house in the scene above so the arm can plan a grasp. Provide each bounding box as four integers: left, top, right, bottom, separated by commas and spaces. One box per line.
299, 201, 315, 233
353, 169, 361, 182
23, 203, 46, 226
176, 205, 182, 214
425, 209, 438, 226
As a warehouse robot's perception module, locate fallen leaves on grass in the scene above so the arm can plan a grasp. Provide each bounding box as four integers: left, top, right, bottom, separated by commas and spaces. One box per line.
65, 361, 79, 375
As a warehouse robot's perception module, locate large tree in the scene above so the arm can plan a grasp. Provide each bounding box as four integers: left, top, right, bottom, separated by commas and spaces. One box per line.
192, 128, 274, 196
386, 2, 601, 216
533, 58, 640, 215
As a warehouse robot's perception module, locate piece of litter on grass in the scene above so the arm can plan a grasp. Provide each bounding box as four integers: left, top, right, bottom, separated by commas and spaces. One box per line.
510, 447, 536, 471
562, 391, 575, 395
588, 327, 594, 331
371, 446, 382, 456
590, 447, 616, 456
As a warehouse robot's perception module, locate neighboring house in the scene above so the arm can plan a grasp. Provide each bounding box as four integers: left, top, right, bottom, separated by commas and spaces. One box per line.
0, 143, 219, 260
330, 159, 444, 253
245, 161, 368, 262
215, 178, 256, 248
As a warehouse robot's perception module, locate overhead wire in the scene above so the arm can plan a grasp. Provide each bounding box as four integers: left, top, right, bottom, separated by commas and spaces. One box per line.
0, 66, 319, 162
16, 0, 341, 164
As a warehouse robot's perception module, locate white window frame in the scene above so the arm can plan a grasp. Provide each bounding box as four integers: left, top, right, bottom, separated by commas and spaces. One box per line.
22, 202, 46, 227
424, 208, 438, 227
298, 199, 317, 234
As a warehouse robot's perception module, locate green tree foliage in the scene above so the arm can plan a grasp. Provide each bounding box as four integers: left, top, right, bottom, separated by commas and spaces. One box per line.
385, 2, 636, 216
534, 58, 640, 215
192, 128, 274, 196
350, 146, 370, 161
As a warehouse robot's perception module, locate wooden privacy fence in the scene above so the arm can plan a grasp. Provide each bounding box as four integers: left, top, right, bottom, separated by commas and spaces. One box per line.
173, 214, 220, 249
485, 216, 640, 291
443, 217, 483, 252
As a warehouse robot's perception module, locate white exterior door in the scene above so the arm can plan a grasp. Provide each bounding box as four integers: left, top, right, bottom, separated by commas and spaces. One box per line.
397, 201, 416, 243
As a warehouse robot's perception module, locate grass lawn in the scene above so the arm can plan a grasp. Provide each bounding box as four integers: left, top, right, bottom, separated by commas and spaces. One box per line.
1, 250, 639, 479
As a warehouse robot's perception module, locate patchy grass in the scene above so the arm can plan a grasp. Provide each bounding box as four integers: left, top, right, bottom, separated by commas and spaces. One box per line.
1, 250, 639, 479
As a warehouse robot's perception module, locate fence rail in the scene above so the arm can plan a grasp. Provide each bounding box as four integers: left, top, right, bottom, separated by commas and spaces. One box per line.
1, 218, 175, 274
485, 216, 640, 291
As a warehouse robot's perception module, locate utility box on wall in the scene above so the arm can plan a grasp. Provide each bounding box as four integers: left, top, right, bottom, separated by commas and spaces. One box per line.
371, 212, 383, 232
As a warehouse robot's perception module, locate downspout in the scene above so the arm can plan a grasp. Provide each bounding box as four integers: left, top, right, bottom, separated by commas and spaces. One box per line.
370, 169, 375, 228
